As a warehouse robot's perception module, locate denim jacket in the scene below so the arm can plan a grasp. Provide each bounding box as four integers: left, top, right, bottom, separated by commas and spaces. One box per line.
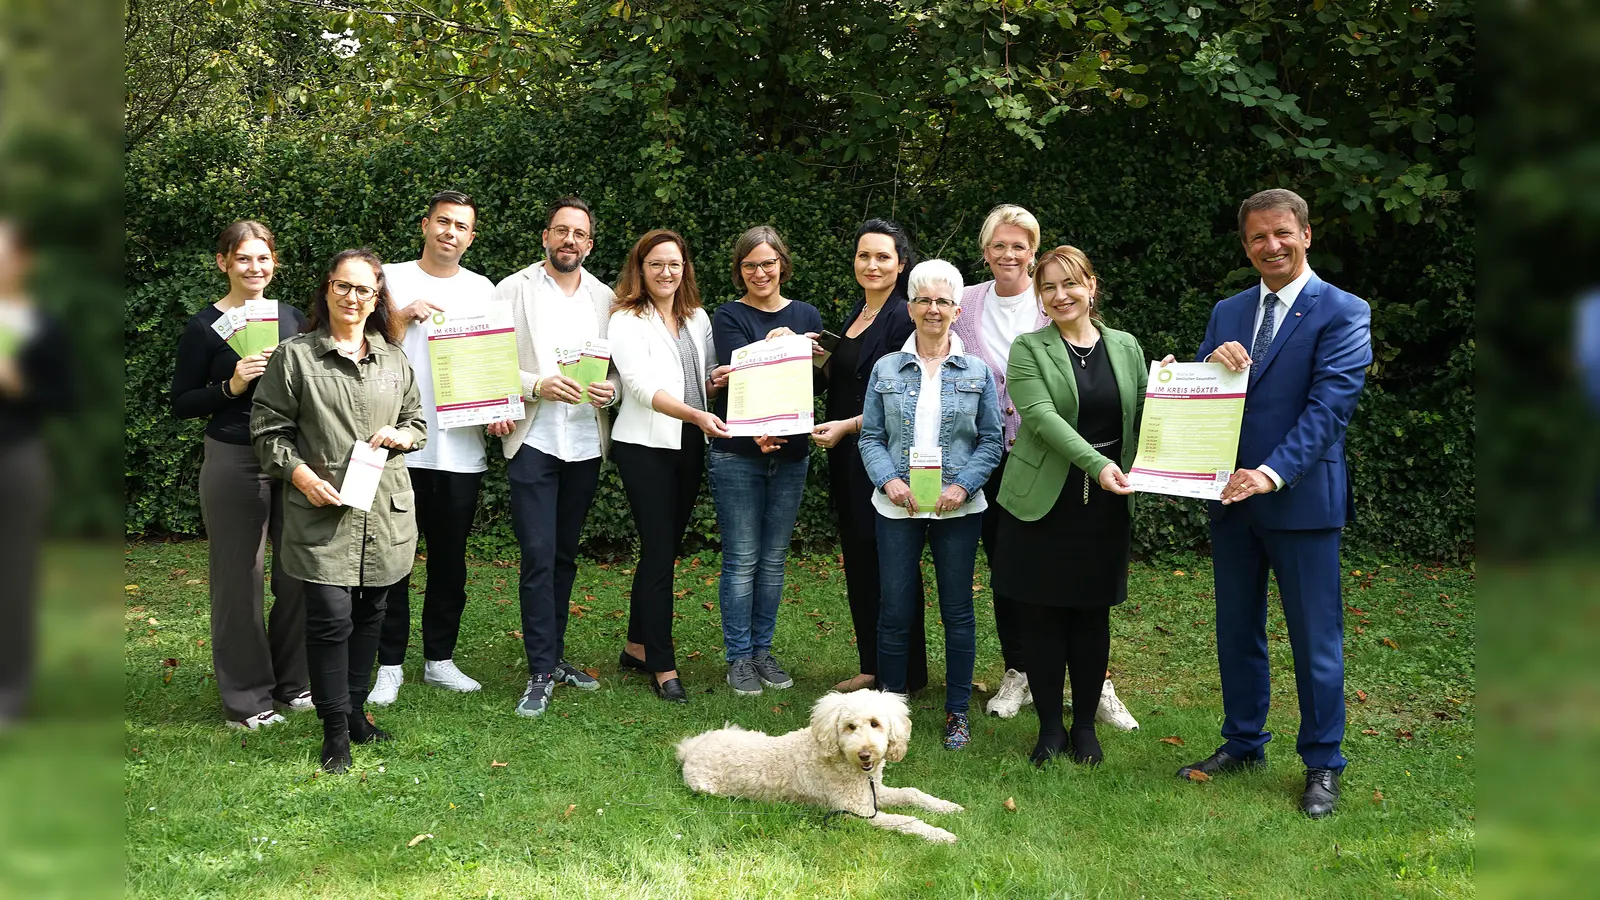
859, 334, 1004, 498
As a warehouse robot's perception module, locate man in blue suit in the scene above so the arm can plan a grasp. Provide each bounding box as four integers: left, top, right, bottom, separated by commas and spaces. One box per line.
1170, 189, 1372, 818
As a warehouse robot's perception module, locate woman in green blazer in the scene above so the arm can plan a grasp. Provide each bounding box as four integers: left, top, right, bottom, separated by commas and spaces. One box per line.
992, 245, 1146, 767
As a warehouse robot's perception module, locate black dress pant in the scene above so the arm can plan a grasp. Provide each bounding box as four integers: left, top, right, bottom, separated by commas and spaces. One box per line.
304, 581, 394, 719
0, 438, 48, 721
508, 446, 602, 677
979, 452, 1026, 673
828, 435, 926, 691
378, 467, 484, 665
1018, 601, 1110, 736
613, 425, 703, 673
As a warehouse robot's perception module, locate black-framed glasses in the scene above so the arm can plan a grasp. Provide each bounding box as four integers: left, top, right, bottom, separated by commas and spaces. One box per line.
548, 224, 591, 242
910, 297, 957, 309
329, 280, 378, 301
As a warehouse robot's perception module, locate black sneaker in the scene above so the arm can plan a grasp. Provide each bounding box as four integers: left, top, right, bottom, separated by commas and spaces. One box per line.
554, 659, 599, 691
726, 658, 762, 696
751, 650, 793, 689
516, 674, 555, 717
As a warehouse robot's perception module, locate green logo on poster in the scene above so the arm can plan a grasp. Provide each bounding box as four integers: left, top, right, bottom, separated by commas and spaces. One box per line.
432, 312, 446, 326
1157, 368, 1174, 383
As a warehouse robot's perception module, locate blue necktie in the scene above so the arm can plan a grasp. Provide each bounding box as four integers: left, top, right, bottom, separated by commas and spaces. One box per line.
1251, 292, 1279, 366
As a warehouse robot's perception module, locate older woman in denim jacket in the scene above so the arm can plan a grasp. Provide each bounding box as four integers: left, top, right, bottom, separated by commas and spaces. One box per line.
859, 259, 1003, 751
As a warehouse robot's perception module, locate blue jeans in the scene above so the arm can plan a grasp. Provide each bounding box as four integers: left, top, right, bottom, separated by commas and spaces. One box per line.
875, 512, 981, 714
708, 450, 809, 662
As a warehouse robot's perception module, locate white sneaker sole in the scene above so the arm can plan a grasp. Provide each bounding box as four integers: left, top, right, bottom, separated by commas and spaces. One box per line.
424, 677, 482, 693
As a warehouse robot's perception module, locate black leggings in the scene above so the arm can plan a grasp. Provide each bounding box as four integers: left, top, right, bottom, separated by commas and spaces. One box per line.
304, 581, 393, 719
1018, 602, 1110, 736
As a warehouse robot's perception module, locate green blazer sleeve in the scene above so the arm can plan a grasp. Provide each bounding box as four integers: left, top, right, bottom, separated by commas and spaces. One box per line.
997, 325, 1146, 522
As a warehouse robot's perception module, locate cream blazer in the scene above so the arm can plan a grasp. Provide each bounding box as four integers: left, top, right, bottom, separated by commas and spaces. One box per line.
609, 305, 714, 450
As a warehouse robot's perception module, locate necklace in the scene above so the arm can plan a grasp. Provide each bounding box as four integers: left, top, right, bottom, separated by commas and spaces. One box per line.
1065, 338, 1096, 368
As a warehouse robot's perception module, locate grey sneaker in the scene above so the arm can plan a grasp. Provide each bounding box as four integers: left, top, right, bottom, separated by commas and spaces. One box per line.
516, 674, 555, 717
726, 658, 763, 696
554, 659, 600, 691
751, 650, 794, 689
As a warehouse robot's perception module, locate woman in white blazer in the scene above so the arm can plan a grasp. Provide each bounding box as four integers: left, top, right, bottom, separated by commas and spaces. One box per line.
608, 229, 730, 703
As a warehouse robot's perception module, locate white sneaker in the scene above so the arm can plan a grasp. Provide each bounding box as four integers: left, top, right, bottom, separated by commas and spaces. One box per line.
226, 711, 286, 731
1095, 678, 1139, 731
368, 665, 405, 706
423, 659, 482, 693
286, 690, 315, 712
985, 668, 1033, 718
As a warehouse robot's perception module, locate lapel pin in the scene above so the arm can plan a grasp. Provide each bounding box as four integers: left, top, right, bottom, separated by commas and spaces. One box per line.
1295, 312, 1302, 317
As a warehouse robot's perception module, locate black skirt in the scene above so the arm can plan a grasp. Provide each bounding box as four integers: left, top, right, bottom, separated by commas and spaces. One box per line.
991, 446, 1131, 609
992, 336, 1130, 609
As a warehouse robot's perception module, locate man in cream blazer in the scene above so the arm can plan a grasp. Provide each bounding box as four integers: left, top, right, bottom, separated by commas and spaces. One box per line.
494, 196, 619, 719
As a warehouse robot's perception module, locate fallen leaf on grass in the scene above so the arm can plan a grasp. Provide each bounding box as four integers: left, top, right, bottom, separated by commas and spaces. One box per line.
972, 682, 988, 693
185, 579, 203, 586
1172, 570, 1186, 577
490, 760, 508, 768
1382, 637, 1400, 650
1159, 736, 1185, 746
1361, 728, 1380, 735
1395, 730, 1414, 741
1155, 625, 1173, 635
702, 602, 714, 611
1003, 797, 1017, 812
1184, 770, 1212, 782
147, 617, 159, 625
407, 833, 433, 848
1371, 790, 1384, 803
126, 585, 140, 593
1355, 689, 1368, 703
508, 630, 523, 639
771, 706, 785, 714
564, 804, 576, 819
583, 667, 600, 679
163, 658, 180, 668
703, 578, 715, 586
170, 568, 188, 578
687, 651, 701, 660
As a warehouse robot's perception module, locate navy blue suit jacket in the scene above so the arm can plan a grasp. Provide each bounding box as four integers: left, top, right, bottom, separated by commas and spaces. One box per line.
1196, 273, 1372, 531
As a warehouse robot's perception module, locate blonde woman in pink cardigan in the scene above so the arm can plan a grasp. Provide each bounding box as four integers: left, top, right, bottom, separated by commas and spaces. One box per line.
949, 204, 1138, 730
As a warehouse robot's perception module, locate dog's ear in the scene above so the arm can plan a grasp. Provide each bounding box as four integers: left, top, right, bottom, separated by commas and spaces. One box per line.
882, 693, 912, 762
810, 691, 846, 755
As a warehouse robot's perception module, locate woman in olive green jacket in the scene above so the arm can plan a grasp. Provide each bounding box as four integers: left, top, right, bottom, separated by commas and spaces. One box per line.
992, 246, 1145, 768
251, 248, 426, 774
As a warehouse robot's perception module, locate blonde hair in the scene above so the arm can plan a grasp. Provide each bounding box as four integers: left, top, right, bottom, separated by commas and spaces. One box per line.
978, 204, 1041, 254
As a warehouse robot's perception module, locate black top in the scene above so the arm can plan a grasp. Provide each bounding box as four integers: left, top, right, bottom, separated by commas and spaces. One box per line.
0, 309, 73, 450
711, 298, 824, 460
1066, 337, 1123, 447
170, 301, 310, 445
826, 289, 915, 422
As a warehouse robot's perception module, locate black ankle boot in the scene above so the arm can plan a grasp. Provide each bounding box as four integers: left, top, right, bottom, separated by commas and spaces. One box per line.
321, 713, 352, 774
348, 706, 391, 744
1070, 725, 1103, 765
1030, 731, 1069, 767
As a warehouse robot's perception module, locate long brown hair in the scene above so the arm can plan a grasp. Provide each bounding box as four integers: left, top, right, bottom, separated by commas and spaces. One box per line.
308, 248, 404, 344
612, 229, 702, 322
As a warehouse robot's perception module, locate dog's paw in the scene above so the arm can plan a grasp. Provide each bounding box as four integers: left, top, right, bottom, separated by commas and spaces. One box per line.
927, 799, 964, 814
923, 826, 959, 844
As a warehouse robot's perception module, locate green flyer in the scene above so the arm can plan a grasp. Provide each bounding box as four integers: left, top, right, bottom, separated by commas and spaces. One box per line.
909, 446, 942, 512
1128, 361, 1249, 500
426, 300, 525, 429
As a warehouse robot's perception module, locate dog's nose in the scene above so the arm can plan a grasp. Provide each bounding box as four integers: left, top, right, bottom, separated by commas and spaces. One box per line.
858, 750, 873, 762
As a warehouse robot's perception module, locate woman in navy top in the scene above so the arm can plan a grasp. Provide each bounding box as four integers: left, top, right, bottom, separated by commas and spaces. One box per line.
708, 226, 823, 697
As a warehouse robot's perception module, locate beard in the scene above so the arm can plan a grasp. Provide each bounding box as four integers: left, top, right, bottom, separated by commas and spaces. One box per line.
545, 242, 586, 274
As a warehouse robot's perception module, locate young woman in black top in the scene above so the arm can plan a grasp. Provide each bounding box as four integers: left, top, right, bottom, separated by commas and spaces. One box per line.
169, 221, 311, 730
809, 219, 928, 694
707, 226, 824, 697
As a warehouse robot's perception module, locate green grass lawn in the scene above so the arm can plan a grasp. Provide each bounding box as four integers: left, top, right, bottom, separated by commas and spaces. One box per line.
125, 543, 1474, 898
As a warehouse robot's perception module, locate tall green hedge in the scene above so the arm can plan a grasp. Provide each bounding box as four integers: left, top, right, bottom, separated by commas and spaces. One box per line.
126, 106, 1472, 561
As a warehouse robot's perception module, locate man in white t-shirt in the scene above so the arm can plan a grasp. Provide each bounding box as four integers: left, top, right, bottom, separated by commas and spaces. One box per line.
368, 191, 504, 705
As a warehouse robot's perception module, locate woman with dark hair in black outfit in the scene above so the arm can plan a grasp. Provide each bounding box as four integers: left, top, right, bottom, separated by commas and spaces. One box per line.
810, 219, 928, 694
170, 220, 311, 731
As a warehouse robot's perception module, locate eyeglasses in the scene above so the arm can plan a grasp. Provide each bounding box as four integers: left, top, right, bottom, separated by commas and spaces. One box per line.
739, 258, 781, 274
329, 280, 378, 301
646, 261, 684, 274
910, 297, 957, 309
548, 225, 591, 242
987, 242, 1032, 256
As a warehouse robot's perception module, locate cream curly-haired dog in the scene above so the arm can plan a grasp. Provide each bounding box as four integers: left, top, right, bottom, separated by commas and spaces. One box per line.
676, 690, 964, 842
